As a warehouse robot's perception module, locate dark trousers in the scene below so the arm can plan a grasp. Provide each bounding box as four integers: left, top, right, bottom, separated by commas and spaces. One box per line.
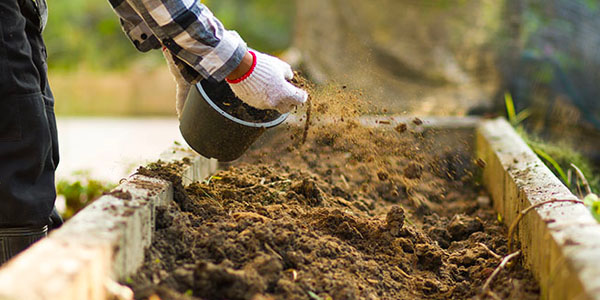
0, 0, 59, 227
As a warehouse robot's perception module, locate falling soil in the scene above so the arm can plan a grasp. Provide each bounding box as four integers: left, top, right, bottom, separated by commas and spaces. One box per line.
200, 80, 280, 123
129, 110, 539, 300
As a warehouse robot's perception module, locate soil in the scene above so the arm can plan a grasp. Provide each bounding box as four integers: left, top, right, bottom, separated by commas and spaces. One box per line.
200, 80, 281, 123
129, 110, 540, 300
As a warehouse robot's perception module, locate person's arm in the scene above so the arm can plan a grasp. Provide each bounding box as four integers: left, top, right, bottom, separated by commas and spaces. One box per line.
109, 1, 161, 53
110, 0, 307, 112
113, 0, 246, 82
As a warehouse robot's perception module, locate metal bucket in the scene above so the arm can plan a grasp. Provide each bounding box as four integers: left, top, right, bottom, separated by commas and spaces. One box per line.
179, 80, 288, 162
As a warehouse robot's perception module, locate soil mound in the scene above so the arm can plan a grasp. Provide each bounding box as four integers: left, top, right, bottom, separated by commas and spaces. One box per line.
130, 122, 539, 300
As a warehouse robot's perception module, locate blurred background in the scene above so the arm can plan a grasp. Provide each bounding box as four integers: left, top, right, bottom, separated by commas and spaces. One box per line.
47, 0, 295, 116
46, 0, 600, 215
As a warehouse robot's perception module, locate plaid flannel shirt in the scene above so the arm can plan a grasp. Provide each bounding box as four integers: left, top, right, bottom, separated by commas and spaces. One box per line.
108, 0, 247, 82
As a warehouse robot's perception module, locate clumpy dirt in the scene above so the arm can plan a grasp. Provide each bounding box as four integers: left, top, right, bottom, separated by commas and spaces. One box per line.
200, 80, 281, 123
128, 113, 539, 300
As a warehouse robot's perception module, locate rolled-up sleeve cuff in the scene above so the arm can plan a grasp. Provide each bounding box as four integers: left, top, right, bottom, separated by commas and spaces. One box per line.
194, 30, 248, 82
124, 20, 161, 52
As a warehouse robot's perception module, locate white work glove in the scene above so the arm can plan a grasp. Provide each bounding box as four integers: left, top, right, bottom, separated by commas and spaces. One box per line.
163, 48, 191, 118
227, 50, 308, 113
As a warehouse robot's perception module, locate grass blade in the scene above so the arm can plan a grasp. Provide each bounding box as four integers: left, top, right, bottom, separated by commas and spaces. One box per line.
505, 92, 517, 124
533, 147, 569, 185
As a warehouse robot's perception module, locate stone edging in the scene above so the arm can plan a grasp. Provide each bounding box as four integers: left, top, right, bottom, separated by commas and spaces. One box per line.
0, 147, 216, 300
477, 118, 600, 300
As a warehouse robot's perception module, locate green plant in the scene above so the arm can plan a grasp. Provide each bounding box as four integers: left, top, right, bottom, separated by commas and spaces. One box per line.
584, 193, 600, 222
532, 147, 569, 185
307, 291, 332, 300
505, 91, 599, 191
524, 135, 599, 191
504, 92, 532, 126
56, 173, 116, 219
574, 167, 600, 222
505, 92, 600, 223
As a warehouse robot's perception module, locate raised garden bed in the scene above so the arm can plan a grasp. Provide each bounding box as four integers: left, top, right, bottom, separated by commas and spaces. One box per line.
129, 118, 538, 300
0, 117, 597, 300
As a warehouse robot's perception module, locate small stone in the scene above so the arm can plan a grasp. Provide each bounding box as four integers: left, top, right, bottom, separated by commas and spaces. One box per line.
449, 249, 478, 266
447, 214, 483, 241
427, 227, 451, 249
395, 123, 408, 133
377, 171, 389, 181
386, 206, 405, 236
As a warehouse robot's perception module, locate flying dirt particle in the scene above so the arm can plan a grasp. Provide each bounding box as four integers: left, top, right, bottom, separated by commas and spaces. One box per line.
475, 158, 486, 169
301, 97, 312, 145
395, 123, 407, 133
404, 162, 423, 179
412, 118, 423, 126
377, 120, 391, 125
377, 171, 389, 181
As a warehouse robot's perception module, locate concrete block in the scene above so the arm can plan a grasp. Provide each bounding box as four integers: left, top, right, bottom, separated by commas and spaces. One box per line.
160, 146, 218, 185
477, 118, 600, 300
0, 172, 173, 299
51, 174, 173, 280
0, 144, 209, 300
0, 238, 111, 300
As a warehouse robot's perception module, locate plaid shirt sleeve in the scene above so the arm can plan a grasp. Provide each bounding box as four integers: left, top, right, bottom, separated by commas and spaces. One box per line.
109, 0, 247, 82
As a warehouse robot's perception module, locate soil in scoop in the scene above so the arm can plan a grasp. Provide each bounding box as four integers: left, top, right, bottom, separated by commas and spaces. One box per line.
200, 80, 281, 123
130, 121, 539, 300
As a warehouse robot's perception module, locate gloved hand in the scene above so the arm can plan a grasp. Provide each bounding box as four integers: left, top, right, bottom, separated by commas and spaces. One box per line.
227, 50, 308, 113
163, 48, 192, 118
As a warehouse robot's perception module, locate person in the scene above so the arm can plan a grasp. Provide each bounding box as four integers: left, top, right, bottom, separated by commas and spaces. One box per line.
0, 0, 307, 265
0, 0, 63, 265
109, 0, 308, 115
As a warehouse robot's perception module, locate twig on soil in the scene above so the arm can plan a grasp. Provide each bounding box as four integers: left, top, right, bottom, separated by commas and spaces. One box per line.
480, 251, 521, 296
264, 242, 284, 262
571, 163, 592, 196
477, 242, 502, 260
352, 226, 364, 240
394, 266, 411, 278
301, 96, 312, 145
237, 179, 292, 192
340, 174, 351, 190
507, 198, 584, 252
